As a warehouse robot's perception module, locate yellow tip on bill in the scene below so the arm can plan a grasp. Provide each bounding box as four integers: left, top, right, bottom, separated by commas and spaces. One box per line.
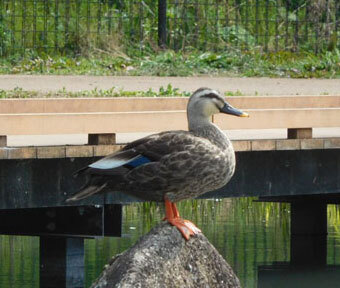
239, 112, 249, 117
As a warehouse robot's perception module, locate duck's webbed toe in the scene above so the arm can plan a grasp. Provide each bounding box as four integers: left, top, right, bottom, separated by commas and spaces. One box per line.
166, 217, 201, 241
163, 198, 201, 241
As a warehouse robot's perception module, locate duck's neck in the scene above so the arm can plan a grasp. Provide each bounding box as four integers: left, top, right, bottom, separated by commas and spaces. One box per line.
188, 115, 231, 150
188, 113, 211, 131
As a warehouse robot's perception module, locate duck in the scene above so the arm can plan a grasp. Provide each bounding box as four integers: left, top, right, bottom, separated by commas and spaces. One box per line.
67, 87, 248, 240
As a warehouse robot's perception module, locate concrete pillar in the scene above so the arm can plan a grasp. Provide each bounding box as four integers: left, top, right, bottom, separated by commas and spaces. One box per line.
290, 200, 327, 266
40, 237, 84, 288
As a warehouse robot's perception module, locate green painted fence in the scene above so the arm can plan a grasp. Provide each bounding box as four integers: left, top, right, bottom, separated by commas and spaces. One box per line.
0, 0, 339, 56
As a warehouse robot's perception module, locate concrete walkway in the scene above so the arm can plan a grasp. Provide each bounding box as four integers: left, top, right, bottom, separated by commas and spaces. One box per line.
1, 75, 340, 95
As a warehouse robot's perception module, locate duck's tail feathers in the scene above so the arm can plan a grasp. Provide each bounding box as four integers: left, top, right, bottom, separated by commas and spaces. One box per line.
66, 183, 107, 202
73, 166, 89, 178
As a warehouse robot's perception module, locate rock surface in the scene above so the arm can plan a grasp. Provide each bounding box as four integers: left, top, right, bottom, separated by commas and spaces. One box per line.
91, 222, 241, 288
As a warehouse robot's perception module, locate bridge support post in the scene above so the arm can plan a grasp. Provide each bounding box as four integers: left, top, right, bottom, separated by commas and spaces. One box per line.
0, 204, 122, 288
0, 135, 7, 147
290, 200, 327, 266
288, 128, 312, 139
40, 236, 84, 288
88, 133, 116, 145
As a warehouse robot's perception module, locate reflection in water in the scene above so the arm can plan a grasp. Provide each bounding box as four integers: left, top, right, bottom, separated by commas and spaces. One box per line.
328, 205, 340, 266
0, 236, 39, 288
0, 199, 340, 287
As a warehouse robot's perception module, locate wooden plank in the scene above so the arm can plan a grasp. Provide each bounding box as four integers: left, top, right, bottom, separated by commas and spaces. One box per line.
0, 95, 339, 114
276, 139, 301, 150
7, 147, 37, 159
0, 138, 337, 159
93, 145, 122, 156
301, 139, 324, 150
66, 146, 94, 158
229, 95, 340, 109
0, 98, 189, 113
324, 139, 340, 149
37, 146, 66, 159
232, 141, 251, 151
251, 140, 276, 151
214, 108, 340, 130
0, 108, 339, 136
0, 111, 188, 135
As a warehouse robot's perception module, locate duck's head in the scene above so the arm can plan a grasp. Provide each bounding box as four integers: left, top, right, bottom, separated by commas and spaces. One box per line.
187, 87, 249, 121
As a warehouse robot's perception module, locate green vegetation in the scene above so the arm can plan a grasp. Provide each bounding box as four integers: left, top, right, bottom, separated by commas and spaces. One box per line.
0, 85, 190, 99
1, 0, 339, 78
0, 85, 245, 99
0, 0, 337, 54
1, 49, 340, 78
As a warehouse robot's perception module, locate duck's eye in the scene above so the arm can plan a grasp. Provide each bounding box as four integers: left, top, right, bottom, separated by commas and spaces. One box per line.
212, 98, 224, 109
201, 93, 221, 102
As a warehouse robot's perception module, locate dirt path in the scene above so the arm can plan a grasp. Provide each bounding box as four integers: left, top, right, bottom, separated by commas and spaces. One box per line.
0, 75, 339, 95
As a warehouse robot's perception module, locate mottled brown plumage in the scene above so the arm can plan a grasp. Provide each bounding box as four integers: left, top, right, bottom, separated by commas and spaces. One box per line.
67, 87, 247, 204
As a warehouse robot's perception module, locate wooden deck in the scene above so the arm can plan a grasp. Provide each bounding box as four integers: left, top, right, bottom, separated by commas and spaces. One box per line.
0, 95, 339, 157
0, 96, 339, 137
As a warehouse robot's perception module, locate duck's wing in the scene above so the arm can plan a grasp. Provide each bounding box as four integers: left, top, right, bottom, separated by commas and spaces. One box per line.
67, 130, 205, 202
122, 130, 191, 161
73, 148, 151, 177
68, 147, 149, 201
74, 130, 190, 177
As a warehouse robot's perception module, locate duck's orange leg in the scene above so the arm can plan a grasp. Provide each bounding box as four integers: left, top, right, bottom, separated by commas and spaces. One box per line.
164, 197, 201, 241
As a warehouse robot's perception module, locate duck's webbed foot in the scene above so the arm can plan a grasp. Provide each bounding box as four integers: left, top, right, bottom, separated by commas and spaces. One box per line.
163, 197, 201, 241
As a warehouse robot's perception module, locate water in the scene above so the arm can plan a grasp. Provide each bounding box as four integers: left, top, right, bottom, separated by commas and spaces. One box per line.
1, 198, 340, 288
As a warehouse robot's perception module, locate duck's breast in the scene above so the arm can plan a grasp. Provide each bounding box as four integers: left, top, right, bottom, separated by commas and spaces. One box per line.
164, 141, 236, 202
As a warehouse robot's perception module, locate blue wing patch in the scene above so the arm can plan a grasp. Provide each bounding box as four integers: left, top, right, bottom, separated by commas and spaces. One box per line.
126, 155, 151, 168
89, 153, 150, 170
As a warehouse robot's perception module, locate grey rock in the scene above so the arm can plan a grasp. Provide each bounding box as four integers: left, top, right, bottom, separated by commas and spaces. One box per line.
91, 222, 241, 288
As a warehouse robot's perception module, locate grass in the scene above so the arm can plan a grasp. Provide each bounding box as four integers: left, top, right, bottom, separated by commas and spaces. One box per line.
0, 85, 245, 99
1, 48, 340, 78
1, 0, 339, 80
0, 0, 336, 56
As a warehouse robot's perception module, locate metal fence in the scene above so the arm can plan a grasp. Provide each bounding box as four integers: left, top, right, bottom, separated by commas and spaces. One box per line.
0, 0, 339, 56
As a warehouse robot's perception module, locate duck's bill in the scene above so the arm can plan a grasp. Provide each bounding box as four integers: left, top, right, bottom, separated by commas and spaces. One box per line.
220, 103, 249, 117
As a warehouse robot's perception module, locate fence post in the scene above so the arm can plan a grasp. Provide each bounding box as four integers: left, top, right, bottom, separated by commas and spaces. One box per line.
158, 0, 167, 49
